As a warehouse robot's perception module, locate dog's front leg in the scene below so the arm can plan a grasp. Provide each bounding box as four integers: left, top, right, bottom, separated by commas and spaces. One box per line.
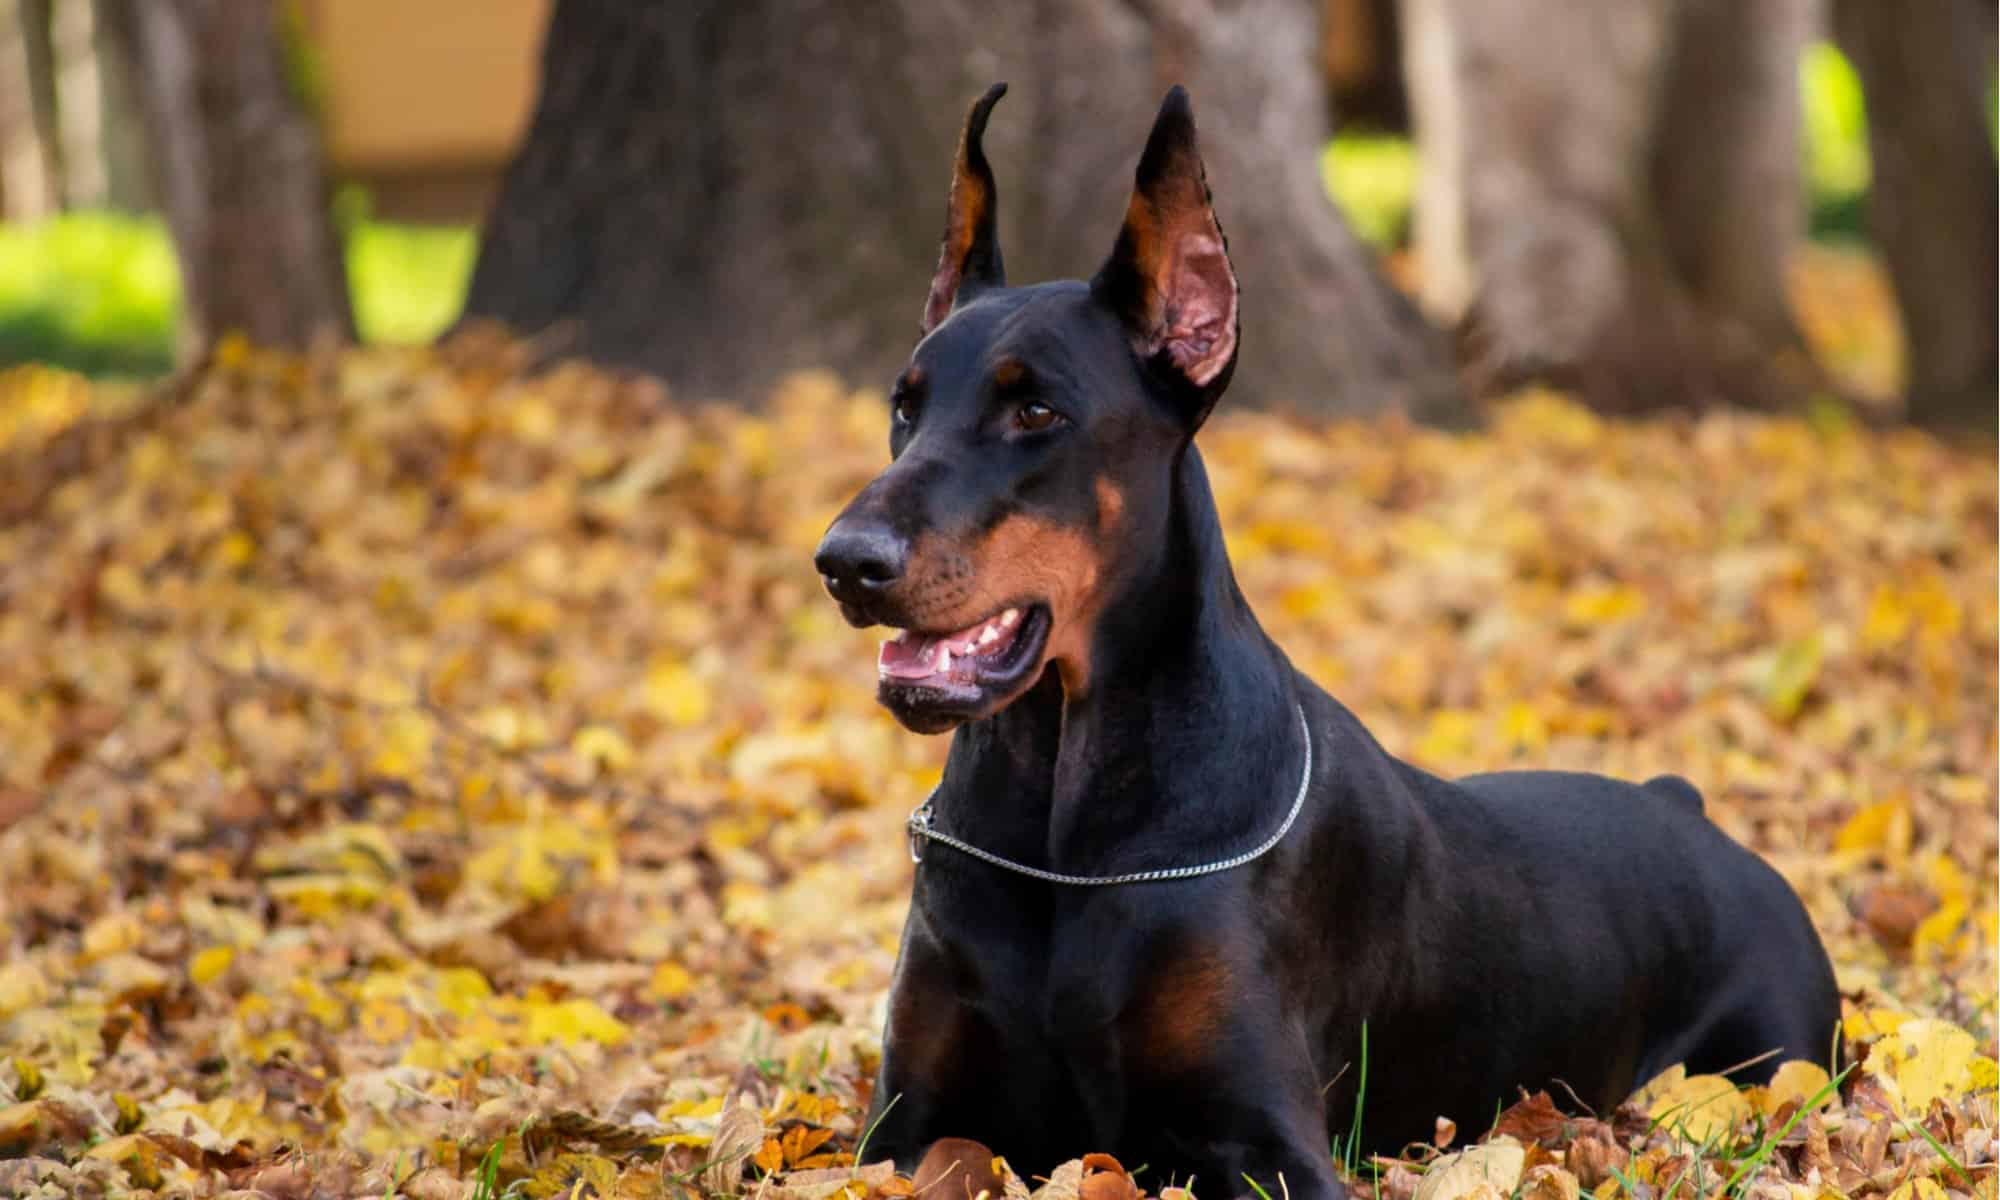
865, 939, 1045, 1174
1145, 1112, 1347, 1200
1123, 1021, 1349, 1200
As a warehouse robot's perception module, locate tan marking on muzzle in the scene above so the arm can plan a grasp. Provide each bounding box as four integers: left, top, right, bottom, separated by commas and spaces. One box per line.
902, 511, 1113, 695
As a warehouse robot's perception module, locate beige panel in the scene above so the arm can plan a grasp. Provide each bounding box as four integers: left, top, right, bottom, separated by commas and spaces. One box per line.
305, 0, 549, 171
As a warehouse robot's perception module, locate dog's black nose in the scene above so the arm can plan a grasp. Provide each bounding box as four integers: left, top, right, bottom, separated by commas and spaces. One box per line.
814, 522, 908, 601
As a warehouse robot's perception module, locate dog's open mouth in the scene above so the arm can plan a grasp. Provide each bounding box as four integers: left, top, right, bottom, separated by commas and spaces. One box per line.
875, 604, 1051, 730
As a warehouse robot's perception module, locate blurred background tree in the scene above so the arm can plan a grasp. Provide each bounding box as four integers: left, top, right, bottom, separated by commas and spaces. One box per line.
99, 0, 353, 355
0, 0, 1990, 429
458, 0, 1466, 422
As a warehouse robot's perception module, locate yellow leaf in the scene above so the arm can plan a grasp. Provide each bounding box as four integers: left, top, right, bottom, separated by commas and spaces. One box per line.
1843, 1007, 1912, 1040
1758, 1061, 1832, 1117
81, 910, 143, 962
188, 946, 235, 987
1888, 1180, 1948, 1200
1646, 1073, 1752, 1143
1911, 899, 1968, 961
1415, 709, 1479, 763
358, 995, 414, 1044
647, 962, 695, 1001
1927, 854, 1970, 906
1833, 800, 1911, 860
435, 966, 494, 1018
643, 661, 712, 727
1498, 702, 1549, 752
0, 962, 51, 1019
1968, 1056, 1998, 1090
1864, 1018, 1979, 1117
524, 1152, 620, 1199
525, 998, 628, 1047
1563, 583, 1645, 627
1860, 585, 1913, 650
571, 724, 634, 773
371, 709, 437, 780
1762, 632, 1823, 719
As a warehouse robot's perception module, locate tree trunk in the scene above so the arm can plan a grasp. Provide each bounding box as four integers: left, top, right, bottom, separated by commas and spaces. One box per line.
101, 0, 351, 357
1404, 0, 1813, 411
1833, 0, 1997, 435
460, 0, 1467, 422
0, 0, 56, 219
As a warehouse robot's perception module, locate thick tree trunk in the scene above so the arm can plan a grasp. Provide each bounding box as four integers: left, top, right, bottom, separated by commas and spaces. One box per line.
1404, 0, 1813, 411
1833, 0, 1997, 435
460, 0, 1466, 422
101, 0, 351, 357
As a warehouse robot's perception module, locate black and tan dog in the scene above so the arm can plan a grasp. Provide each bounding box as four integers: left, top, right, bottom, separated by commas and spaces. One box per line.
814, 84, 1839, 1199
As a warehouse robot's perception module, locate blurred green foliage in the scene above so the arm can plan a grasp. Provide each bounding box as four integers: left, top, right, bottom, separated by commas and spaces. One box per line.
1799, 41, 1870, 241
347, 221, 479, 345
0, 211, 475, 377
0, 211, 179, 377
1321, 134, 1416, 248
1324, 41, 1878, 249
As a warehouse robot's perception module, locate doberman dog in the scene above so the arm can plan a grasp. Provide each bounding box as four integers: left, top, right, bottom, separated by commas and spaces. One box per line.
813, 84, 1840, 1200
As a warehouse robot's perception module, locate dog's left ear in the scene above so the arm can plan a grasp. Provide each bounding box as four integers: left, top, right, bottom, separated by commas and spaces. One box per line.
922, 83, 1009, 336
1091, 86, 1240, 426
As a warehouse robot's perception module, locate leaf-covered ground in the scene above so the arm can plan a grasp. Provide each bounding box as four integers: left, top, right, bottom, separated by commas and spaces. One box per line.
0, 297, 1993, 1196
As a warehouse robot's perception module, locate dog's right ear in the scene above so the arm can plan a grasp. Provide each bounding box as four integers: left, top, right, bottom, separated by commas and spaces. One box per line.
1091, 86, 1240, 429
921, 83, 1009, 336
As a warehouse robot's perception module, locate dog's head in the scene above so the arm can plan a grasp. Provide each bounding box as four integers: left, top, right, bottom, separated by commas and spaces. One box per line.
814, 84, 1241, 734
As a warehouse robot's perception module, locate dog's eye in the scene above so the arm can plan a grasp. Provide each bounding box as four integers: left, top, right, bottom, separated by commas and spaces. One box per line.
892, 392, 920, 425
1014, 401, 1060, 433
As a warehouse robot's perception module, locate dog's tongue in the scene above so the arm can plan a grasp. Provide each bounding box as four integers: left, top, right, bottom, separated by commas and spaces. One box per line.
878, 609, 1022, 682
879, 633, 952, 680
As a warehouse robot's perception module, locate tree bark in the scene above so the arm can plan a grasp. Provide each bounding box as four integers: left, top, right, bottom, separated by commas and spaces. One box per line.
1833, 0, 1997, 435
460, 0, 1467, 422
1404, 0, 1814, 411
101, 0, 351, 357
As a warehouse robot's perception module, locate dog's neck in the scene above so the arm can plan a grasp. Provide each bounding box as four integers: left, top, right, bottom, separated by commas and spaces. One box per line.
941, 447, 1305, 877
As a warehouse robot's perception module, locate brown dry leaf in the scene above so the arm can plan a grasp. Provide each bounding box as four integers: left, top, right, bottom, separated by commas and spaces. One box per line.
1563, 1131, 1628, 1190
705, 1098, 767, 1194
1519, 1163, 1580, 1200
1077, 1153, 1139, 1200
1493, 1092, 1571, 1146
917, 1138, 1012, 1200
1434, 1115, 1458, 1149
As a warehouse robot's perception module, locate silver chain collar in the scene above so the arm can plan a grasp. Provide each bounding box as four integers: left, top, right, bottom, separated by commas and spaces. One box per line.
905, 702, 1313, 886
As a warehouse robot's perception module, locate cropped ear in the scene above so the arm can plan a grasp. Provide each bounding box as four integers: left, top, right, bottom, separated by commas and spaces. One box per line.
1091, 86, 1240, 423
922, 83, 1009, 335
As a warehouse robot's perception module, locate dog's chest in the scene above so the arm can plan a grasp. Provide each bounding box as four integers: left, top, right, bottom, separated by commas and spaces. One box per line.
920, 874, 1221, 1056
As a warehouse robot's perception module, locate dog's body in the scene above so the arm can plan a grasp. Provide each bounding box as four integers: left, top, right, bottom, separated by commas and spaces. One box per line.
815, 85, 1839, 1199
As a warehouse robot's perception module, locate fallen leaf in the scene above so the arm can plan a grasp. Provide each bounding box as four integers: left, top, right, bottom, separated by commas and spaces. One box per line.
1416, 1138, 1526, 1200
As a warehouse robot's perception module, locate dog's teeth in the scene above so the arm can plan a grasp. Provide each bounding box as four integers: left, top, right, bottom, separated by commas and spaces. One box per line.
978, 625, 1000, 646
1001, 608, 1019, 626
937, 647, 952, 673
